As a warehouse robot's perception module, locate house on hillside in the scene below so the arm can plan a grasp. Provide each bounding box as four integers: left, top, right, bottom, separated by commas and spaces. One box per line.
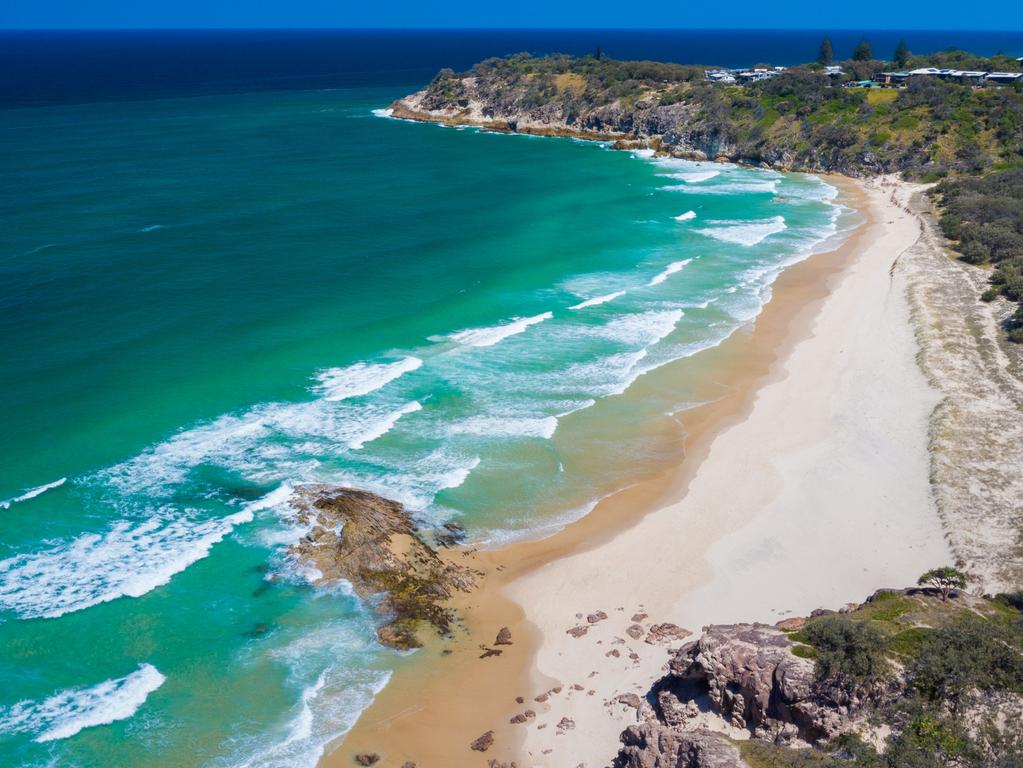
735, 68, 780, 84
706, 69, 737, 84
874, 71, 909, 85
946, 70, 988, 83
985, 72, 1023, 85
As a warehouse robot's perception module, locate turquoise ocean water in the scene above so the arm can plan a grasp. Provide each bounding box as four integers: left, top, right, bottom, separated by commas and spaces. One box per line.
0, 81, 854, 766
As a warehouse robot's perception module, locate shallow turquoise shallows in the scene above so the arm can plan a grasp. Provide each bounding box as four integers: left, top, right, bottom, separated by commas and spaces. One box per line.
0, 85, 851, 767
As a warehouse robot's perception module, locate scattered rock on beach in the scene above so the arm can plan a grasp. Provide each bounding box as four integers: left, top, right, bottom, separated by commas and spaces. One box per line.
480, 647, 503, 659
515, 696, 524, 704
354, 754, 379, 766
534, 692, 550, 703
470, 731, 495, 752
631, 612, 648, 623
495, 626, 513, 645
558, 717, 576, 732
566, 625, 589, 638
510, 710, 536, 724
616, 693, 642, 710
587, 610, 609, 623
626, 624, 644, 639
644, 623, 690, 645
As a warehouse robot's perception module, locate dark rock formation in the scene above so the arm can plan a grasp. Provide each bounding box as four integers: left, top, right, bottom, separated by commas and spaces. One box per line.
495, 626, 513, 645
353, 754, 380, 766
615, 726, 748, 768
287, 485, 478, 649
470, 730, 495, 752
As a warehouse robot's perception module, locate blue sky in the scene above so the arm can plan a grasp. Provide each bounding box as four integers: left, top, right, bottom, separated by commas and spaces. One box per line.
2, 0, 1021, 30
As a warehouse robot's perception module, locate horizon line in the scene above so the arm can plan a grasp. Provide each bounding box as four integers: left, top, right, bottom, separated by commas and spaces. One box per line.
2, 26, 1022, 33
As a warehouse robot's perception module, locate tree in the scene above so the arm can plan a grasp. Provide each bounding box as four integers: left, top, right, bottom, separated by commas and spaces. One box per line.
853, 38, 874, 62
894, 38, 911, 68
917, 567, 967, 601
818, 37, 834, 66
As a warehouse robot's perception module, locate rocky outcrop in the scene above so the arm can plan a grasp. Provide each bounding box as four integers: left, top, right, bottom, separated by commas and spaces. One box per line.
654, 623, 858, 745
287, 485, 478, 649
610, 621, 883, 767
614, 726, 748, 768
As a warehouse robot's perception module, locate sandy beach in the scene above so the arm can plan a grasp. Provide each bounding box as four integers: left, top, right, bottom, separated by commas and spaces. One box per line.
324, 175, 956, 768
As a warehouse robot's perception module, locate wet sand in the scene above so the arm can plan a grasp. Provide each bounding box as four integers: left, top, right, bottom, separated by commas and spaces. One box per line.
322, 176, 951, 767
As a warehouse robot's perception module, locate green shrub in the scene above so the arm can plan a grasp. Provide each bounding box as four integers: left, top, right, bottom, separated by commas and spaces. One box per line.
908, 618, 1023, 708
804, 616, 889, 686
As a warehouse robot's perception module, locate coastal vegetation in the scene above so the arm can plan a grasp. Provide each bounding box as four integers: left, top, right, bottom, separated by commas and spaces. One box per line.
930, 170, 1023, 340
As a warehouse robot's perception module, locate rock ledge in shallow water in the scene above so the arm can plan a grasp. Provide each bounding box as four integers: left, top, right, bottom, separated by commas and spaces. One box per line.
287, 485, 479, 649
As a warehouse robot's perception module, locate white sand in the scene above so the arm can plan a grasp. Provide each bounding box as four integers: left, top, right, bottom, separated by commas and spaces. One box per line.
503, 178, 952, 767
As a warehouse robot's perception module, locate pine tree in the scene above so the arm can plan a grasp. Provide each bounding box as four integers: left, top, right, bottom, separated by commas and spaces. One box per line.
894, 38, 910, 68
853, 38, 873, 62
817, 37, 834, 66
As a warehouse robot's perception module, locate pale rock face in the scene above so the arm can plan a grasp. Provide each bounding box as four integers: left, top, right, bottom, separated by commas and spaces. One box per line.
661, 623, 848, 744
615, 726, 749, 768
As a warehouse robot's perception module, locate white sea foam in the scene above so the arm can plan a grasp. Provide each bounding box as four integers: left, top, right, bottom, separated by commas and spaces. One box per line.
1, 477, 66, 510
598, 310, 684, 347
225, 620, 392, 768
347, 401, 422, 450
445, 312, 553, 347
695, 216, 787, 247
313, 356, 422, 402
139, 225, 164, 233
673, 210, 697, 222
0, 488, 288, 619
0, 664, 165, 743
447, 415, 558, 440
662, 170, 721, 183
661, 180, 779, 195
648, 259, 693, 286
568, 290, 626, 310
370, 108, 394, 118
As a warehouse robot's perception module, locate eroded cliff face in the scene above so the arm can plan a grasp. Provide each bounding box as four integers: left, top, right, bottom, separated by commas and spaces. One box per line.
287, 485, 478, 649
390, 78, 894, 176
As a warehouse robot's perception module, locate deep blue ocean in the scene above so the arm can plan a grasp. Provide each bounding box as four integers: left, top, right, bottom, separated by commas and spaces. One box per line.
2, 29, 1021, 108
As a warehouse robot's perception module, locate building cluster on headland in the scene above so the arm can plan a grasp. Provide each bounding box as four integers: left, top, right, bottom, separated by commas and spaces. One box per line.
706, 56, 1023, 87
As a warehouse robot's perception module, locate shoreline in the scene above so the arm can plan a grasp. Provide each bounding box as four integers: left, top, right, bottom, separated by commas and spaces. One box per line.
322, 174, 951, 767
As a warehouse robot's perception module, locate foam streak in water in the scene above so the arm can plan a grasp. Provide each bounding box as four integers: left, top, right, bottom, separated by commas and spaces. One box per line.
1, 477, 66, 510
0, 664, 165, 743
695, 216, 787, 246
313, 357, 422, 402
568, 291, 626, 310
445, 312, 552, 347
648, 259, 692, 286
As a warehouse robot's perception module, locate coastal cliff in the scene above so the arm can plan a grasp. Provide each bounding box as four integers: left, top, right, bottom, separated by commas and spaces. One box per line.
390, 53, 1023, 179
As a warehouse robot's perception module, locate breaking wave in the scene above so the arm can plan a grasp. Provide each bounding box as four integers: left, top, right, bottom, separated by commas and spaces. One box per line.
1, 477, 66, 510
313, 356, 422, 402
569, 290, 626, 310
0, 664, 165, 743
444, 312, 553, 347
648, 259, 693, 286
695, 216, 787, 246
